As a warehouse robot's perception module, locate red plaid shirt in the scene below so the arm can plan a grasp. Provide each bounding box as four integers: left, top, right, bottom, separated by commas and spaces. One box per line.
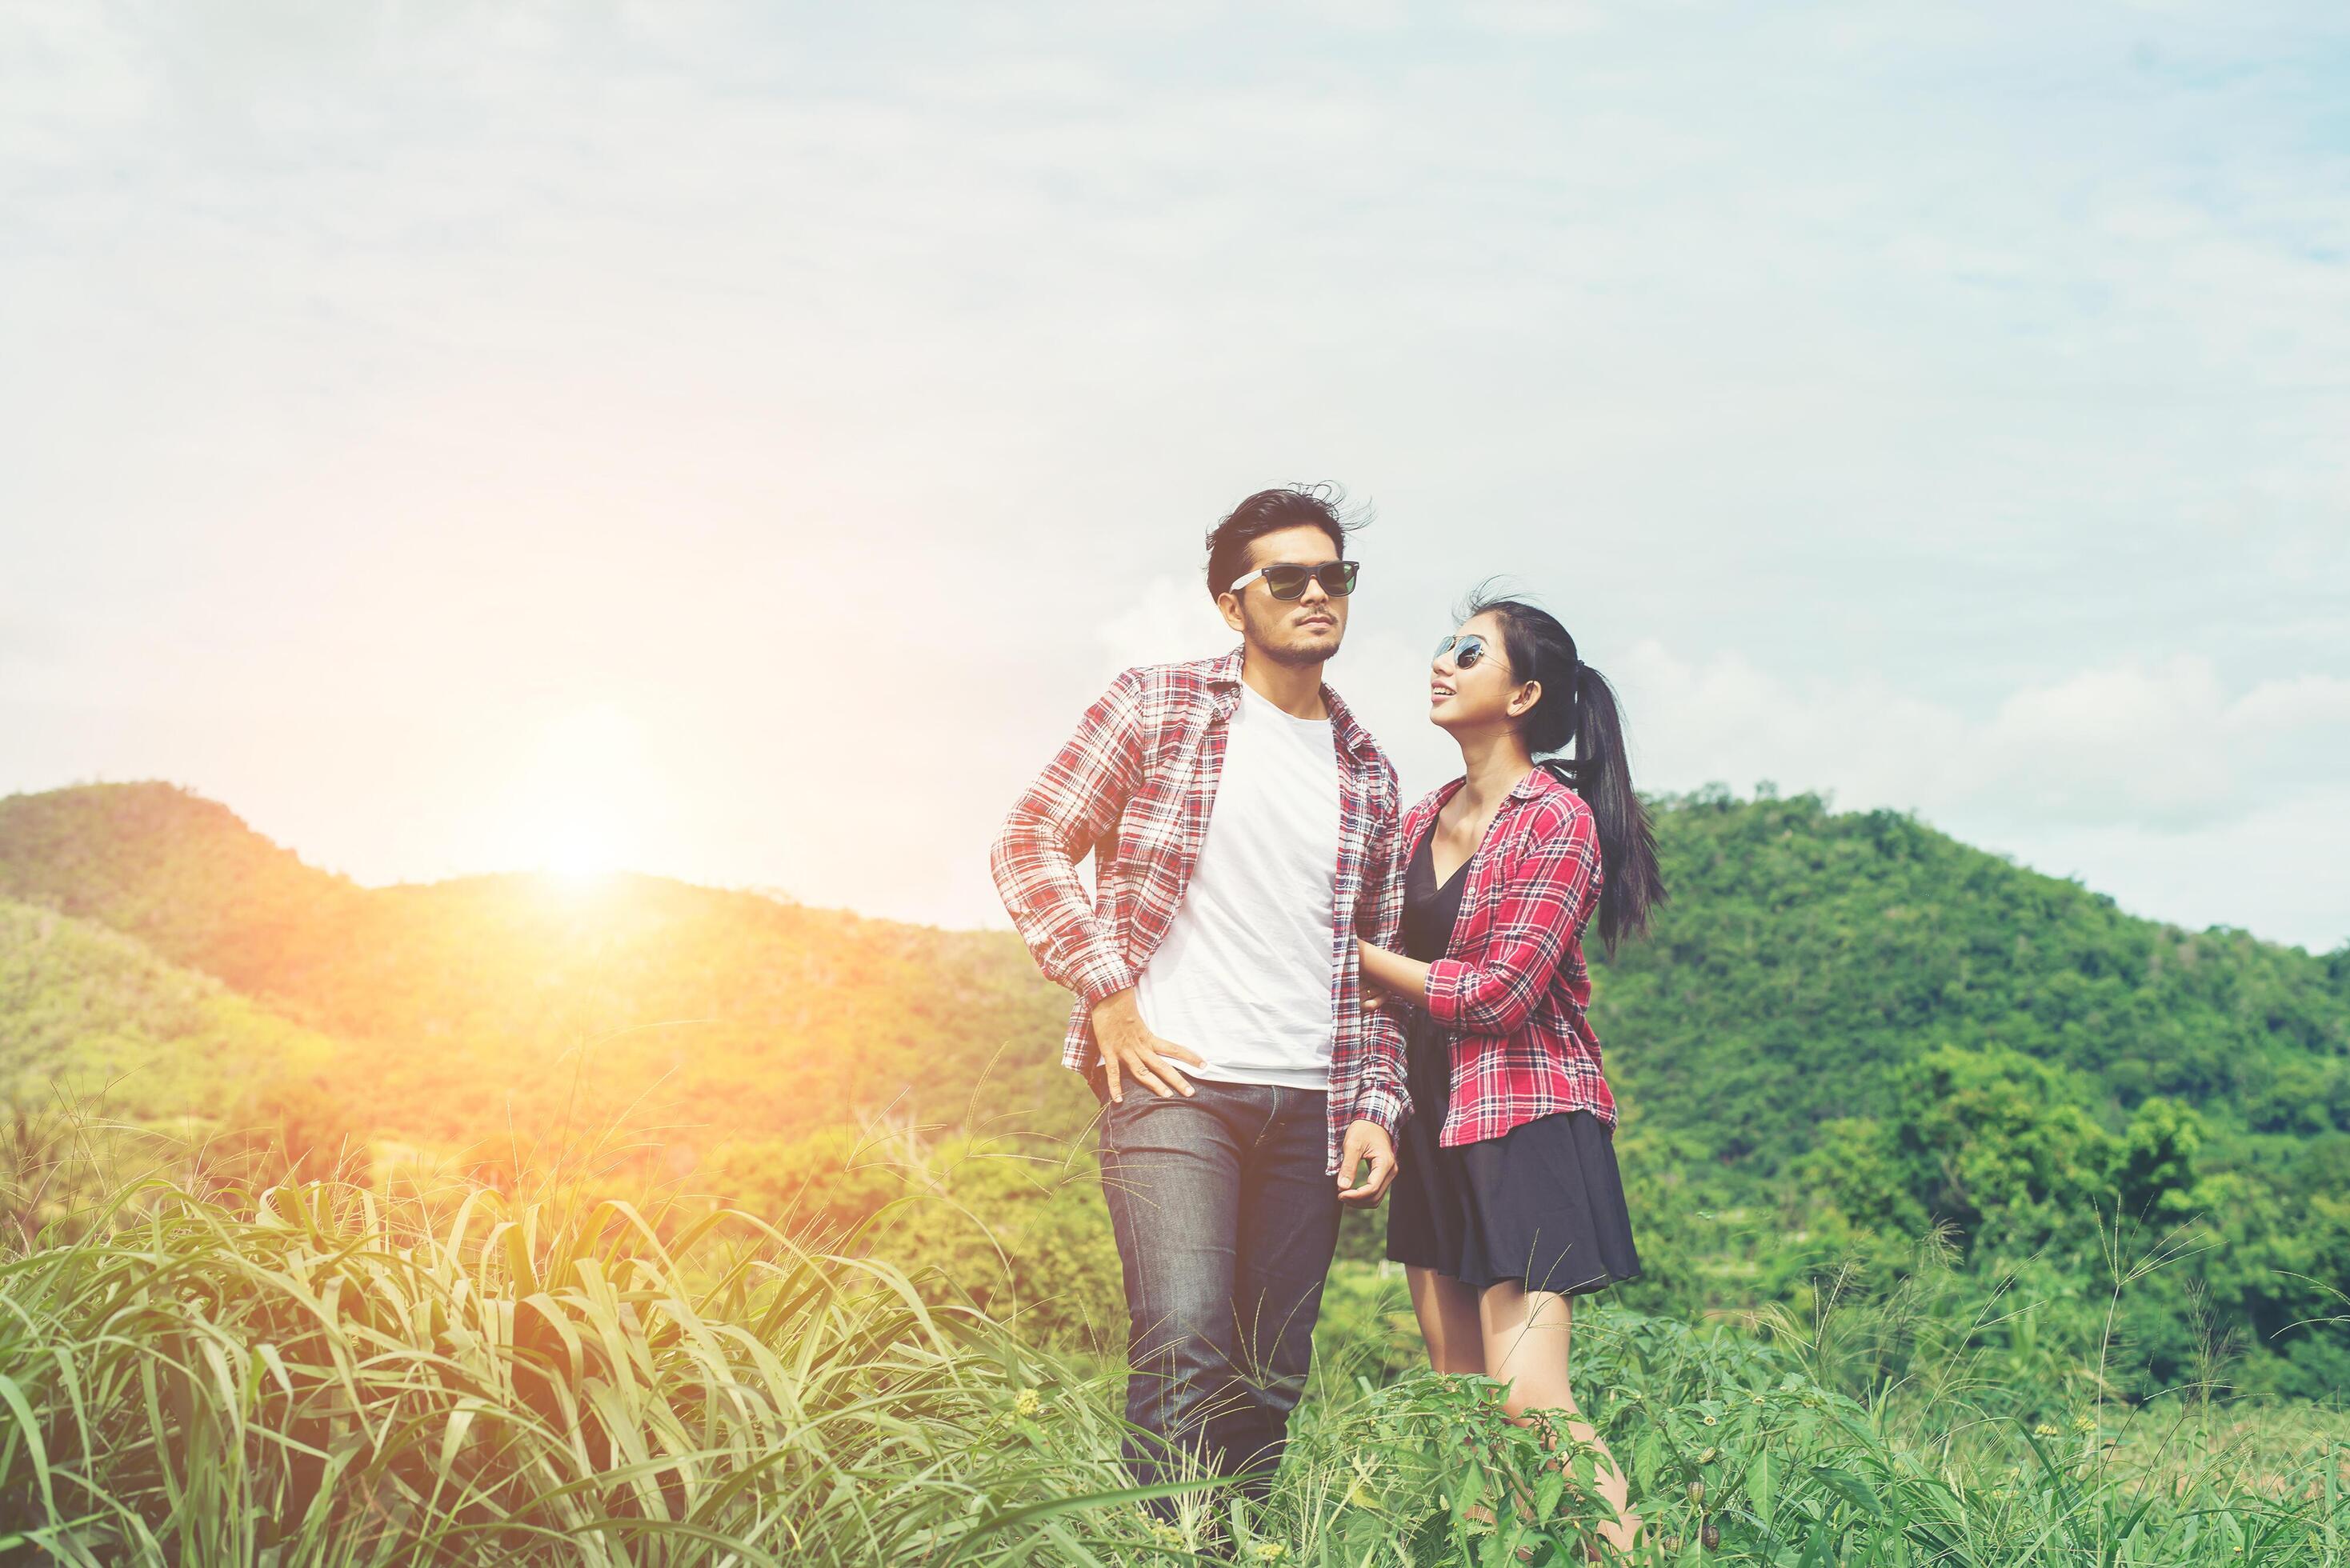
1393, 769, 1615, 1146
991, 646, 1410, 1173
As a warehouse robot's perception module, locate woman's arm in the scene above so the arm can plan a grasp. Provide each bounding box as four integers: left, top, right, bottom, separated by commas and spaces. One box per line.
1421, 803, 1601, 1034
1356, 936, 1432, 1008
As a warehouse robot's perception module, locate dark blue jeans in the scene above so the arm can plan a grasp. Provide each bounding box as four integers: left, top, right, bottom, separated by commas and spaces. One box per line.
1094, 1077, 1340, 1504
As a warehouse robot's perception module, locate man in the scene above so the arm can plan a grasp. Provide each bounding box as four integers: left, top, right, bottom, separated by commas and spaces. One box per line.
991, 484, 1408, 1508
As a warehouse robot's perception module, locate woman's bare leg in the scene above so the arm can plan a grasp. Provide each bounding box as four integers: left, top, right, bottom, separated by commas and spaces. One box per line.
1479, 1281, 1639, 1553
1407, 1264, 1510, 1532
1407, 1265, 1487, 1374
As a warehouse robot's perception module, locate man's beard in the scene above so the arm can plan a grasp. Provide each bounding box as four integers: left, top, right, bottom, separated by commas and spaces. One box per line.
1256, 629, 1339, 668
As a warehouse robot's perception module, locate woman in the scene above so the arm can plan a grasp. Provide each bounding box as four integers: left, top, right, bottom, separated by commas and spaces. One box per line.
1357, 590, 1665, 1555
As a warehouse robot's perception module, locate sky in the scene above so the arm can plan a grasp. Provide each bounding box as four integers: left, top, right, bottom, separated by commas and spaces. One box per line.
3, 2, 2346, 952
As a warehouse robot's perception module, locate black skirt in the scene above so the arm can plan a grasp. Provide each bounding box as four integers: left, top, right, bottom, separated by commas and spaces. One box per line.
1383, 826, 1641, 1295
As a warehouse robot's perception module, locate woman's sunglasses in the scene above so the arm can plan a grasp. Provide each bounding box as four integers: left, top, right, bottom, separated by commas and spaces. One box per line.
1227, 561, 1360, 601
1432, 633, 1495, 670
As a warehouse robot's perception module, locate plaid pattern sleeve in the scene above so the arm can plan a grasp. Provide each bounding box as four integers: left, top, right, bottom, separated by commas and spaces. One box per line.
987, 667, 1150, 1014
1422, 791, 1601, 1035
1343, 770, 1411, 1139
993, 648, 1412, 1174
1411, 770, 1617, 1147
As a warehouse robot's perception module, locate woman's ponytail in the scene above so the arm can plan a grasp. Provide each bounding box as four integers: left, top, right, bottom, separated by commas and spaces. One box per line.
1468, 587, 1667, 956
1560, 658, 1665, 954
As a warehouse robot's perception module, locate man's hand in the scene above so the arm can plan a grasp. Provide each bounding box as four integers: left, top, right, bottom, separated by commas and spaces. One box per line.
1336, 1118, 1397, 1206
1089, 989, 1204, 1102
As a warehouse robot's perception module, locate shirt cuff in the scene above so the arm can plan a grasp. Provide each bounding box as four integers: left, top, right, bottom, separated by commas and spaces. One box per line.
1351, 1078, 1407, 1138
1423, 958, 1470, 1026
1071, 948, 1140, 1014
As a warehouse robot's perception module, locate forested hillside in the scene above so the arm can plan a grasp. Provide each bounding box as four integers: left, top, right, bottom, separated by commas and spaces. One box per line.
4, 782, 2343, 1179
1589, 790, 2350, 1398
0, 783, 1082, 1155
0, 894, 336, 1119
1602, 788, 2350, 1177
3, 779, 2347, 1394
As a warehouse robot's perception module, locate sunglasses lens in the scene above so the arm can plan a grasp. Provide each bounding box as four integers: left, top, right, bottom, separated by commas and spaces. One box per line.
1433, 634, 1486, 669
1253, 562, 1359, 599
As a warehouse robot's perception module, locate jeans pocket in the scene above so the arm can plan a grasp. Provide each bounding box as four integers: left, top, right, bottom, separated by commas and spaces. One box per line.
1095, 1095, 1121, 1162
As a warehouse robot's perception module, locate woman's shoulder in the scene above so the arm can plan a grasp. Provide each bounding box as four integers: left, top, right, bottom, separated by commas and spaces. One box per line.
1508, 770, 1596, 838
1405, 778, 1465, 826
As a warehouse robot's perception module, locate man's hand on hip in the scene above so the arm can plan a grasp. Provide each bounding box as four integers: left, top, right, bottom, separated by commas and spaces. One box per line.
1336, 1118, 1397, 1206
1089, 990, 1205, 1102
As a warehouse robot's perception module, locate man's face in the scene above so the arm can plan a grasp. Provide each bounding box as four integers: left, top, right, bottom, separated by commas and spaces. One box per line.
1217, 523, 1349, 668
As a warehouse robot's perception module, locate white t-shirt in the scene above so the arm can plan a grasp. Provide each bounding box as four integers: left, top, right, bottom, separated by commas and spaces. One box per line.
1136, 682, 1343, 1091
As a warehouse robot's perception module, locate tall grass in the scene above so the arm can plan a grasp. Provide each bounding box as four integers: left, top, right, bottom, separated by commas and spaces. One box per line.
0, 1172, 1153, 1565
0, 1148, 2343, 1564
1293, 1266, 2348, 1566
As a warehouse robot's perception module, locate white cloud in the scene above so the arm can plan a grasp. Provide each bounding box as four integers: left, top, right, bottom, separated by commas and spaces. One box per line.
1980, 658, 2239, 827
1093, 575, 1231, 681
1623, 643, 2350, 830
1991, 793, 2350, 954
1610, 639, 2350, 946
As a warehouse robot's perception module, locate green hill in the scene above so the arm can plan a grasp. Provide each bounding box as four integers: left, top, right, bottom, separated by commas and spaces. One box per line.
4, 780, 2348, 1394
1582, 790, 2350, 1399
0, 784, 1081, 1157
5, 782, 2346, 1175
1599, 788, 2350, 1175
0, 782, 373, 1009
0, 893, 337, 1120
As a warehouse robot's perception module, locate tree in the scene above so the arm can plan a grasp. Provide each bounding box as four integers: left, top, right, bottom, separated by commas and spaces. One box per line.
1885, 1045, 2115, 1245
2112, 1096, 2200, 1222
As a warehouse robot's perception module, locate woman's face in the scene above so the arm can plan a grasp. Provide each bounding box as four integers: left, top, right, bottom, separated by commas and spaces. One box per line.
1428, 610, 1535, 734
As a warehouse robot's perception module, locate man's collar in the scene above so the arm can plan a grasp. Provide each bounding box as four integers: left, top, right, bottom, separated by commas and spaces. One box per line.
1320, 683, 1383, 764
1211, 643, 1382, 764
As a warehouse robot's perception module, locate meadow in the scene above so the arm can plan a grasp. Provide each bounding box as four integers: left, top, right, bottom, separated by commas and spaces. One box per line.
0, 1117, 2344, 1565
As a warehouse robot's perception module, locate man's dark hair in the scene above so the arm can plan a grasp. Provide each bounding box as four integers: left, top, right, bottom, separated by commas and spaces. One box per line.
1204, 484, 1361, 599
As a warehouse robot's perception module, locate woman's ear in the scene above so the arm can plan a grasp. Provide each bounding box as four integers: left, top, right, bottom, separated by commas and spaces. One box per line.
1507, 678, 1542, 719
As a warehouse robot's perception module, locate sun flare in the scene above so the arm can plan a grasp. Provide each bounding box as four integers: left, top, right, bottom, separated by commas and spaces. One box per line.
517, 705, 648, 886
542, 818, 622, 886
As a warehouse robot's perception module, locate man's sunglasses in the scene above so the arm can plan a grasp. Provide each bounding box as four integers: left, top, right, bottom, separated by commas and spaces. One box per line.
1227, 561, 1360, 601
1432, 633, 1496, 670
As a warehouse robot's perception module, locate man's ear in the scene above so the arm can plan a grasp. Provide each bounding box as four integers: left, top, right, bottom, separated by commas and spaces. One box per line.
1507, 679, 1543, 719
1216, 591, 1248, 636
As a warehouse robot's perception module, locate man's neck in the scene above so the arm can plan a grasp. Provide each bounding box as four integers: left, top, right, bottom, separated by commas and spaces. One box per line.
1239, 645, 1329, 719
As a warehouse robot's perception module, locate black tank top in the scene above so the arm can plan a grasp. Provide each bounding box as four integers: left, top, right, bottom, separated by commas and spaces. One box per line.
1401, 827, 1471, 964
